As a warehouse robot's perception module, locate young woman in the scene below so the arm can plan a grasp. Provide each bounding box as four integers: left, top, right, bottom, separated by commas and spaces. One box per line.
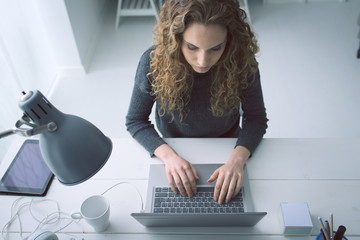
126, 0, 268, 204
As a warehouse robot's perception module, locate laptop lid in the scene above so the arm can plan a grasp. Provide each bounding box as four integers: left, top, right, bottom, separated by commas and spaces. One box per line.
131, 164, 267, 227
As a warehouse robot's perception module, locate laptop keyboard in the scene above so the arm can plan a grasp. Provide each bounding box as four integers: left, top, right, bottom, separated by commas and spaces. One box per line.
152, 186, 244, 214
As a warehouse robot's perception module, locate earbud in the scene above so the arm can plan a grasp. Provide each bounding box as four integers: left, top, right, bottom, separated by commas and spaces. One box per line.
27, 230, 58, 240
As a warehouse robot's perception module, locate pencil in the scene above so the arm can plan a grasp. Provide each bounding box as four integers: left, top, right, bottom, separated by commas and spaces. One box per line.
318, 217, 330, 240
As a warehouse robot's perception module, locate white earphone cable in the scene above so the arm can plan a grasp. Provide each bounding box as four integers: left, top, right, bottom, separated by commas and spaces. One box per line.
101, 181, 145, 212
1, 182, 145, 240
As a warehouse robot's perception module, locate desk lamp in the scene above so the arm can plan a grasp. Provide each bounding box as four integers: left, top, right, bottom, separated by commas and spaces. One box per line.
0, 90, 112, 185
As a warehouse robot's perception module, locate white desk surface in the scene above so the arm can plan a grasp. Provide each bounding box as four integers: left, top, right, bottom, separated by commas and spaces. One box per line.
1, 137, 359, 240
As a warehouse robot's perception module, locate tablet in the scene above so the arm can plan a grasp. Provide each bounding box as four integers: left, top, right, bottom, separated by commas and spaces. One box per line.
0, 139, 54, 196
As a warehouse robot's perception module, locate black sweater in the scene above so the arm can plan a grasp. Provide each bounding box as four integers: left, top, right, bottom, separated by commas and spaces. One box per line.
126, 47, 268, 156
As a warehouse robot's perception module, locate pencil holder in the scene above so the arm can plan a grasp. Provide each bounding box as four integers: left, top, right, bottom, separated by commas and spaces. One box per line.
315, 231, 347, 240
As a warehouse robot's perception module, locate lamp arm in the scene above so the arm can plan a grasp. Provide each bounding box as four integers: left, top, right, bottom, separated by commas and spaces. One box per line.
0, 122, 57, 139
0, 129, 19, 139
31, 122, 57, 135
15, 114, 38, 128
0, 128, 34, 138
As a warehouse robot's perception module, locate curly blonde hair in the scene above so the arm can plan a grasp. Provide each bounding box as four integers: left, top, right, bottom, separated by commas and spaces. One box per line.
149, 0, 259, 121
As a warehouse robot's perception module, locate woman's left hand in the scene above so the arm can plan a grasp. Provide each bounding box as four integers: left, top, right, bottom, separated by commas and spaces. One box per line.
207, 146, 250, 204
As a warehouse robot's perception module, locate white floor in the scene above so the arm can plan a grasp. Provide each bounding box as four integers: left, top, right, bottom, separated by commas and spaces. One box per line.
49, 0, 360, 141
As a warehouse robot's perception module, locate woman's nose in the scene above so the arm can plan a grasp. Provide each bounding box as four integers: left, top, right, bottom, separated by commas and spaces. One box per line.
197, 51, 209, 67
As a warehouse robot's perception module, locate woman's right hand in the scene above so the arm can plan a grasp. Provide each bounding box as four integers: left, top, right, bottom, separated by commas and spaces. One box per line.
154, 144, 199, 197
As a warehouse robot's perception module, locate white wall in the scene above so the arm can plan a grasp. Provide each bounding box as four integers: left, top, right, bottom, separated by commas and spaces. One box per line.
35, 0, 107, 76
35, 0, 85, 77
65, 0, 107, 71
0, 0, 59, 162
0, 0, 107, 163
0, 0, 57, 94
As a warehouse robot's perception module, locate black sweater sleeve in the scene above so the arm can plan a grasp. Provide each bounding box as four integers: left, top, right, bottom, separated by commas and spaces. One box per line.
236, 70, 268, 154
125, 48, 166, 156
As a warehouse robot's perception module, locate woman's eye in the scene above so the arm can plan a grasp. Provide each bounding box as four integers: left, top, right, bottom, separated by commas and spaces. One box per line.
187, 44, 198, 50
211, 45, 222, 51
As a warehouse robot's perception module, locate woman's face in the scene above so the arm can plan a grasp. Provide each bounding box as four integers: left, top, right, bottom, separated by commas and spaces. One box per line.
181, 23, 227, 73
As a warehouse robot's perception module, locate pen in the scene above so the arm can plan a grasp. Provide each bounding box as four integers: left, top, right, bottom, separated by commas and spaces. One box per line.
325, 220, 330, 239
325, 220, 331, 240
334, 225, 346, 240
330, 213, 334, 239
318, 217, 330, 240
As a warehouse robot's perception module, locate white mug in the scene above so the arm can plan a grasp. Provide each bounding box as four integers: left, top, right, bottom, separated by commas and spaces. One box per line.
71, 195, 110, 232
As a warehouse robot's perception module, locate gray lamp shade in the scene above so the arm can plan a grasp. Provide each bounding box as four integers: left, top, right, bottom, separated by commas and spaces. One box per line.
18, 90, 112, 185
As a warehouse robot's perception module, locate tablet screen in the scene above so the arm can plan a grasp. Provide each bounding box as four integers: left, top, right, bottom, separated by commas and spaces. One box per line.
0, 139, 54, 196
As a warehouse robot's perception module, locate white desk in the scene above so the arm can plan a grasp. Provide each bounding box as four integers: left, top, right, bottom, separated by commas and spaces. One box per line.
1, 138, 359, 240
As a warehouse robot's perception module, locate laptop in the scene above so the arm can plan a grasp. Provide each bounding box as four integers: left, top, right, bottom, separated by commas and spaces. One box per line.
131, 163, 267, 227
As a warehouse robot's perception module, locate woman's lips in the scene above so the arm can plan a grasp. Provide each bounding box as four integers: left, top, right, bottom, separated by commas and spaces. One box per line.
195, 66, 210, 72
